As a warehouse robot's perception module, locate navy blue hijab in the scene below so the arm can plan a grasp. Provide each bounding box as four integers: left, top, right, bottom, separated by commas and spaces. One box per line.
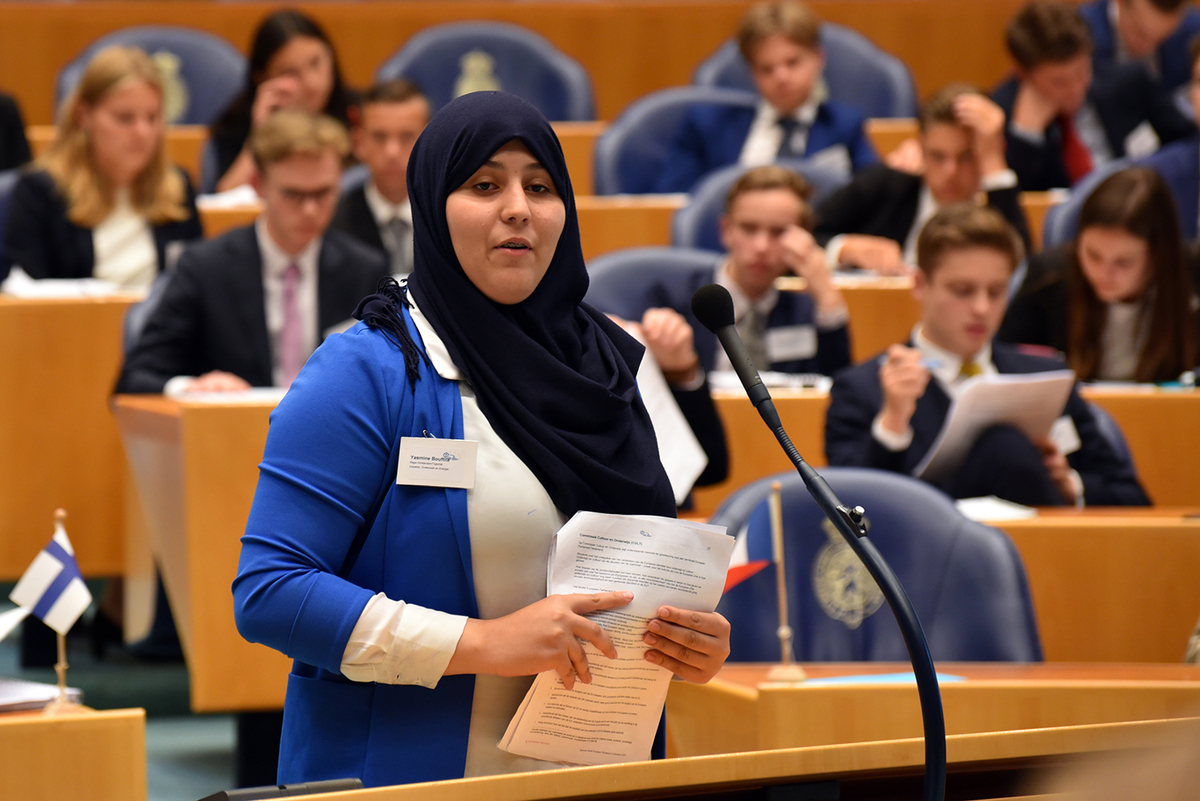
358, 92, 674, 519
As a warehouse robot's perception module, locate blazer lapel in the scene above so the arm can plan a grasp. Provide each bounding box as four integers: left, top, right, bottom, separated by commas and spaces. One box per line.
227, 227, 273, 384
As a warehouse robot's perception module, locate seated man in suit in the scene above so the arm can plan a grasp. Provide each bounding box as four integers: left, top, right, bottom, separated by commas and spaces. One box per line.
825, 203, 1149, 506
992, 0, 1193, 191
331, 79, 429, 276
117, 110, 389, 394
618, 165, 851, 377
1080, 0, 1200, 93
1138, 35, 1200, 239
814, 84, 1030, 275
654, 0, 877, 193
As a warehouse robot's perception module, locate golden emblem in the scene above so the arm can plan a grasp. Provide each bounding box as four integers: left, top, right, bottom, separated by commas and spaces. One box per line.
454, 50, 502, 98
152, 50, 188, 124
811, 517, 883, 629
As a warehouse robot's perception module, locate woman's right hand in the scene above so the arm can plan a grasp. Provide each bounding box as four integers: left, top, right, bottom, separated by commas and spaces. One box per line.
447, 591, 633, 689
251, 75, 302, 127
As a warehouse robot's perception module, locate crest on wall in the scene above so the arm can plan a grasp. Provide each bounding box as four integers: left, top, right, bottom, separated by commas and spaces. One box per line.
454, 50, 503, 97
152, 50, 188, 124
811, 517, 883, 629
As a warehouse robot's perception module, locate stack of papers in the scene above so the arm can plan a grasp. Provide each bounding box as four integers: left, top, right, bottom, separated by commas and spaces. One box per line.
0, 678, 81, 712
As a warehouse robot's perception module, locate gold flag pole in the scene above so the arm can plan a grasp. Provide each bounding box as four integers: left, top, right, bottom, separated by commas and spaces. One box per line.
766, 483, 806, 682
43, 509, 87, 716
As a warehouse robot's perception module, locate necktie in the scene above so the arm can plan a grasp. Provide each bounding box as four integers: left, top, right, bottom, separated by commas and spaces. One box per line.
958, 360, 983, 379
738, 307, 771, 373
279, 262, 303, 388
386, 216, 412, 276
1058, 114, 1093, 185
776, 117, 804, 159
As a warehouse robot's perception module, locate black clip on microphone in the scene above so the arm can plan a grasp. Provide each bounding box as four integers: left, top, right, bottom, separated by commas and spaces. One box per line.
691, 283, 947, 801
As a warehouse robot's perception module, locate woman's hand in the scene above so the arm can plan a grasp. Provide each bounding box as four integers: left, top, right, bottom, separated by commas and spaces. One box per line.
448, 591, 633, 689
251, 75, 302, 127
642, 606, 730, 683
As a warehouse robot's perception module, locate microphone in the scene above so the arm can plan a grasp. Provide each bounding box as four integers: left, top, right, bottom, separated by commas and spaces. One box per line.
690, 284, 781, 431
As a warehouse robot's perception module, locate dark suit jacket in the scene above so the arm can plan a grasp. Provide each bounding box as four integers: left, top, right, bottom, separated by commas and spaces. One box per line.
1080, 0, 1200, 92
654, 100, 879, 193
331, 185, 387, 255
825, 341, 1150, 505
0, 93, 30, 172
0, 168, 203, 282
115, 225, 389, 393
1138, 136, 1199, 240
992, 64, 1195, 191
812, 164, 1033, 253
594, 259, 851, 376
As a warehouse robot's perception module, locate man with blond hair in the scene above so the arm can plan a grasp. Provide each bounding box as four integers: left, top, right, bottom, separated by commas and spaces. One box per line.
117, 110, 388, 394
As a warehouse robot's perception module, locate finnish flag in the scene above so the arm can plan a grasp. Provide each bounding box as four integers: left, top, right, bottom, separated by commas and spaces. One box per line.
9, 520, 92, 636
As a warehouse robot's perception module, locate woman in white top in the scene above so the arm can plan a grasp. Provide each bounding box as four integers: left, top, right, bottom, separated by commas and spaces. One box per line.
1001, 167, 1199, 382
0, 46, 201, 288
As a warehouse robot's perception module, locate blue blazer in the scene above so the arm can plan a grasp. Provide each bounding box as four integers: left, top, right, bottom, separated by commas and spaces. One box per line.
824, 341, 1150, 506
1080, 0, 1200, 92
234, 310, 480, 787
654, 100, 878, 193
591, 259, 851, 376
1138, 136, 1199, 240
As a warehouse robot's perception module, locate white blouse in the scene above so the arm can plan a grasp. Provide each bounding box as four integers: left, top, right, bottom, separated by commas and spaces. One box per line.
92, 189, 157, 289
339, 297, 564, 778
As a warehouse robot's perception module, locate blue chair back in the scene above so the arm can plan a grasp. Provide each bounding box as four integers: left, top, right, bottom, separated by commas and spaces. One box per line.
584, 246, 720, 320
1041, 159, 1131, 249
592, 86, 757, 195
375, 22, 594, 121
692, 25, 919, 118
671, 158, 852, 252
713, 468, 1043, 662
1087, 402, 1135, 471
56, 26, 246, 126
0, 168, 20, 281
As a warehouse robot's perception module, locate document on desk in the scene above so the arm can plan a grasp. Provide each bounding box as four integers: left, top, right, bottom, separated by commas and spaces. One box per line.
499, 511, 733, 766
913, 370, 1075, 483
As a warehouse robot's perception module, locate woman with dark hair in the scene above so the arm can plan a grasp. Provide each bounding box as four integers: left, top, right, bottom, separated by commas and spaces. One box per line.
1000, 167, 1200, 382
208, 9, 356, 192
232, 92, 730, 788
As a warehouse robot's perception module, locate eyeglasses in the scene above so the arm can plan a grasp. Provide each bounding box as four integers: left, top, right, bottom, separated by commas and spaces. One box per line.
276, 186, 339, 206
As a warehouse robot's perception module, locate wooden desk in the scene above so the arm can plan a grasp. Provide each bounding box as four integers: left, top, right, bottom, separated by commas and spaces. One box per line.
0, 708, 146, 801
667, 663, 1200, 757
28, 124, 208, 188
0, 295, 136, 579
113, 395, 289, 712
288, 717, 1200, 800
693, 387, 1200, 514
199, 194, 685, 261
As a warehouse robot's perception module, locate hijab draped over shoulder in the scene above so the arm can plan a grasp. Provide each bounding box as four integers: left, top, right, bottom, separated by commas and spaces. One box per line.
356, 91, 675, 519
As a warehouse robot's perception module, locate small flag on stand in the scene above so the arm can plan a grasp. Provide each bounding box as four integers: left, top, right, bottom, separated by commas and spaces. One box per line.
723, 527, 770, 593
9, 511, 92, 634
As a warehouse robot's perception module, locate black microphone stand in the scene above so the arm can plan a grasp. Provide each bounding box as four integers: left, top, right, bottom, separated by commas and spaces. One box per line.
756, 398, 946, 801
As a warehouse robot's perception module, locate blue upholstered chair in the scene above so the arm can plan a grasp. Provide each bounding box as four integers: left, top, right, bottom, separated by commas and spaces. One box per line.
1087, 402, 1136, 472
56, 26, 246, 126
692, 24, 919, 119
592, 86, 757, 195
713, 468, 1044, 662
671, 158, 852, 252
584, 246, 720, 320
375, 22, 594, 121
1041, 159, 1131, 249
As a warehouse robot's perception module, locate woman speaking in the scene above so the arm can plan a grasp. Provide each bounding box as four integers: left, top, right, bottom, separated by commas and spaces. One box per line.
233, 91, 731, 788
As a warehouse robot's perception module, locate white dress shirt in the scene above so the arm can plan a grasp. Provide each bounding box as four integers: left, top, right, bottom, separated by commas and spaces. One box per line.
257, 218, 321, 388
340, 294, 564, 778
738, 95, 822, 167
364, 181, 414, 277
92, 188, 157, 290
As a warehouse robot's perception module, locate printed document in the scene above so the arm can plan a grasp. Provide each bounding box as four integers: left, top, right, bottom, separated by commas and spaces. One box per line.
913, 370, 1075, 483
499, 512, 733, 765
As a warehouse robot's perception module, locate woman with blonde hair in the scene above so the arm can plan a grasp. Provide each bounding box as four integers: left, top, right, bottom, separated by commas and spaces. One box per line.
1, 45, 201, 287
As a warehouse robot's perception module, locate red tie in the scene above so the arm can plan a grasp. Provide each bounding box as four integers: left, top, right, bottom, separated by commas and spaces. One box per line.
279, 262, 303, 387
1059, 114, 1093, 185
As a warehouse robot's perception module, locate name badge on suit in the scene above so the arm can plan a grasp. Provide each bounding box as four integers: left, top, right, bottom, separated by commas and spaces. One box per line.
766, 324, 817, 362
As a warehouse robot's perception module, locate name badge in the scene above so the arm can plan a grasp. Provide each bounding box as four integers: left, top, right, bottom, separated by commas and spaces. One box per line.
1050, 415, 1082, 456
766, 324, 817, 362
397, 436, 478, 489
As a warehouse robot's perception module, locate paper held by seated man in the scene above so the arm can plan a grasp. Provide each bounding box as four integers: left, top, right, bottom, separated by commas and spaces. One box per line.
500, 511, 733, 766
914, 370, 1077, 483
